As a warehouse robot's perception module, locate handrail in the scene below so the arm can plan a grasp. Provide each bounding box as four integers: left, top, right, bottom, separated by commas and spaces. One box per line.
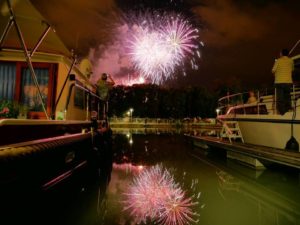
217, 84, 300, 116
218, 92, 247, 103
64, 82, 105, 120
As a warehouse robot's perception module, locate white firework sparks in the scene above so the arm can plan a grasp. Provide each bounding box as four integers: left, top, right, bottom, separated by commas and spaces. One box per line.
121, 12, 201, 84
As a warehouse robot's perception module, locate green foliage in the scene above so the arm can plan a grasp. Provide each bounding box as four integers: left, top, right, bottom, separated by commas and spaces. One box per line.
0, 100, 19, 118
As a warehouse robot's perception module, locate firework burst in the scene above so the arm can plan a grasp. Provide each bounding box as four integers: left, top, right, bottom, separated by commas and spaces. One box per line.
122, 165, 200, 225
120, 11, 202, 84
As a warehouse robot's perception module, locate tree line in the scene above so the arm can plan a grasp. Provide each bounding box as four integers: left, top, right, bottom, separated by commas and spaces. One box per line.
108, 84, 219, 119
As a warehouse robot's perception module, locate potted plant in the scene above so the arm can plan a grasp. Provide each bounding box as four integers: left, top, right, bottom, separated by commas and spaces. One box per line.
0, 100, 19, 119
17, 104, 29, 119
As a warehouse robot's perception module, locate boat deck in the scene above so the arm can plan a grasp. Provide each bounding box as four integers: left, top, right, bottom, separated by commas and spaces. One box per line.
185, 134, 300, 169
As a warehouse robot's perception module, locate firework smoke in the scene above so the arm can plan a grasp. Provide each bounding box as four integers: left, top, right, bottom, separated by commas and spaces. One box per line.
89, 10, 202, 86
122, 165, 199, 225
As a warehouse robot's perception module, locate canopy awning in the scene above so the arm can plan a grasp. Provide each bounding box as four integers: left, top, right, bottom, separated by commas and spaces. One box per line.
0, 0, 71, 57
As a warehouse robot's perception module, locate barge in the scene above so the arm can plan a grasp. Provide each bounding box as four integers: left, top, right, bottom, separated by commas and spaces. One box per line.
0, 0, 112, 190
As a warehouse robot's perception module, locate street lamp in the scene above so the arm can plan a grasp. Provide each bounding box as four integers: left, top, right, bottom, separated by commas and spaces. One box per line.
129, 138, 133, 145
129, 108, 134, 122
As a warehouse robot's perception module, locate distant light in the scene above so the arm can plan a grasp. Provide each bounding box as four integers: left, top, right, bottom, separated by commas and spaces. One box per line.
129, 138, 133, 145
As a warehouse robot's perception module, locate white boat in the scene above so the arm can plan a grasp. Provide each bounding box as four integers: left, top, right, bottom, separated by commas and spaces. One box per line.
217, 53, 300, 151
0, 0, 112, 189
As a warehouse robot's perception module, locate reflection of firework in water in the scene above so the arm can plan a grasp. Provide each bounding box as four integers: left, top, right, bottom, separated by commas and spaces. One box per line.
122, 165, 199, 224
121, 12, 202, 84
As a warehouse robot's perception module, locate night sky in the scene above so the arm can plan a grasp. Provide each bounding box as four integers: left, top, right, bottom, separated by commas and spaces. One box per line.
28, 0, 300, 89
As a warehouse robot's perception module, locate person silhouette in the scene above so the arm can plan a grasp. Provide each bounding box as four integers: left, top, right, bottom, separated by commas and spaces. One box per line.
96, 73, 115, 119
271, 48, 294, 115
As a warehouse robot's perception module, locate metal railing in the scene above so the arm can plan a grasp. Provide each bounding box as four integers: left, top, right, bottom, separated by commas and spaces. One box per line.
217, 85, 300, 116
65, 82, 106, 121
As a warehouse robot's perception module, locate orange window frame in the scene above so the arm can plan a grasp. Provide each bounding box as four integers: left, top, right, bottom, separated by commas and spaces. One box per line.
14, 62, 57, 119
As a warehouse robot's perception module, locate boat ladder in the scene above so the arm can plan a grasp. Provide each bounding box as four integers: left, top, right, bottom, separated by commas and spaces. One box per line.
220, 121, 244, 143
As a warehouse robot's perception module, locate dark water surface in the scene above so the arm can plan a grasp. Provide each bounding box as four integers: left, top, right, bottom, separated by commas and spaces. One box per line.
2, 129, 300, 225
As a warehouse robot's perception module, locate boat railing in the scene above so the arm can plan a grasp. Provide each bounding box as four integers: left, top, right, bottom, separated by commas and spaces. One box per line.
217, 84, 300, 115
65, 82, 105, 121
291, 84, 300, 111
217, 91, 250, 115
261, 85, 300, 115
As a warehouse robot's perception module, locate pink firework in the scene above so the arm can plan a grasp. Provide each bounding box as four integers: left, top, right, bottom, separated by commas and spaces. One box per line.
160, 15, 200, 58
122, 165, 199, 225
157, 191, 199, 225
122, 165, 174, 223
121, 11, 202, 84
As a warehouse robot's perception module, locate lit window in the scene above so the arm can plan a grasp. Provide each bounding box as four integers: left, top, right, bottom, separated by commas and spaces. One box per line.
21, 68, 49, 111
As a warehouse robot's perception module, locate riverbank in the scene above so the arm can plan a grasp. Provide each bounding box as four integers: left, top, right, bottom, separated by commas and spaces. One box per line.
109, 117, 220, 129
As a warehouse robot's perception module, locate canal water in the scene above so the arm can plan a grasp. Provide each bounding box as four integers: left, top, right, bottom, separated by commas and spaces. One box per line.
3, 129, 300, 225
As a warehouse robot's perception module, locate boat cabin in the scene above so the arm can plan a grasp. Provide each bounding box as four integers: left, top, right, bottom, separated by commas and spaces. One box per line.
0, 0, 102, 121
0, 0, 113, 190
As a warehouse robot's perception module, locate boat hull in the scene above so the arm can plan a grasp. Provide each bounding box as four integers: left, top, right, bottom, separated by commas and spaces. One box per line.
219, 113, 300, 150
0, 120, 113, 191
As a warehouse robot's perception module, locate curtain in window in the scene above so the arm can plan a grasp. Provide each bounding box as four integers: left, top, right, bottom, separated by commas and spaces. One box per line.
21, 68, 49, 111
0, 62, 16, 101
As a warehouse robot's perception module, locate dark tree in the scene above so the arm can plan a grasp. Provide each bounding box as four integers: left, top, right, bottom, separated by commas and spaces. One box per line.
108, 84, 218, 118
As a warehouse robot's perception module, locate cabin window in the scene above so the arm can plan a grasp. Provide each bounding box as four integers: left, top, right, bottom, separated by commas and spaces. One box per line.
74, 86, 86, 109
18, 63, 56, 119
90, 95, 98, 112
0, 61, 57, 118
20, 68, 49, 111
0, 62, 16, 101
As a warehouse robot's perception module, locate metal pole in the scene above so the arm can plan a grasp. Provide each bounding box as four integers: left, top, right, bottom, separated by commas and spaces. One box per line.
257, 90, 260, 114
30, 22, 51, 57
289, 39, 300, 55
7, 0, 49, 119
274, 87, 277, 115
86, 93, 89, 120
54, 55, 76, 113
0, 17, 14, 48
